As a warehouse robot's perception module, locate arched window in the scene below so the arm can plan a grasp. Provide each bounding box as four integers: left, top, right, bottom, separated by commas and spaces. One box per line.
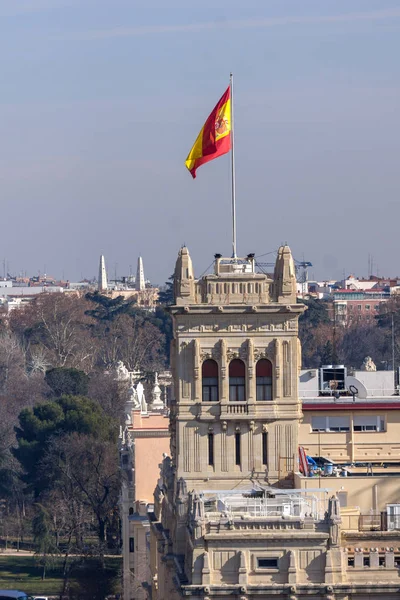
202, 359, 219, 402
256, 359, 273, 400
229, 359, 246, 401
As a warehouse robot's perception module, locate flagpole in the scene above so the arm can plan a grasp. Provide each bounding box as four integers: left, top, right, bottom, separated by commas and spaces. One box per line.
230, 72, 237, 259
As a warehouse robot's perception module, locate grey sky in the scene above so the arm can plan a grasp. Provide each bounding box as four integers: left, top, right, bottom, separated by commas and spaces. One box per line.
1, 0, 400, 284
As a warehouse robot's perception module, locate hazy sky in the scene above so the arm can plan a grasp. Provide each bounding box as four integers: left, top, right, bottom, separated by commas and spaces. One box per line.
1, 0, 400, 284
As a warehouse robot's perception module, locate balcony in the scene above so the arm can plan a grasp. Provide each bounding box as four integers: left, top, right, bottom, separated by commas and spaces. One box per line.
342, 512, 400, 532
220, 403, 249, 416
195, 401, 297, 421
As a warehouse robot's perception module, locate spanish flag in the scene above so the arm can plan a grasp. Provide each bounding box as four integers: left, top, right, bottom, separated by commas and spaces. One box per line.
185, 86, 231, 179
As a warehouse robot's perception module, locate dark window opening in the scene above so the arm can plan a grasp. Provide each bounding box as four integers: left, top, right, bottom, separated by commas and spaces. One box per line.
202, 359, 219, 402
347, 556, 354, 567
262, 432, 268, 465
129, 537, 135, 553
235, 432, 241, 466
379, 556, 385, 567
229, 359, 246, 401
256, 359, 273, 400
363, 556, 370, 567
208, 433, 214, 466
129, 507, 134, 515
257, 558, 278, 569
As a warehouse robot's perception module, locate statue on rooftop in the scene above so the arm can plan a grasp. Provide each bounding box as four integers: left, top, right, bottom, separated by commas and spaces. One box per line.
361, 356, 376, 372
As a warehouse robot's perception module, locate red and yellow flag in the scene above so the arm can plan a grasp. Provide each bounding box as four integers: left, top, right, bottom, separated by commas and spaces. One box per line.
185, 86, 231, 178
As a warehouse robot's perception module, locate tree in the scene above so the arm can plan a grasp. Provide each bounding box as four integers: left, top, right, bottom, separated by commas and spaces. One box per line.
298, 299, 335, 368
85, 292, 134, 322
9, 293, 97, 373
95, 313, 165, 373
39, 432, 120, 570
45, 434, 120, 546
14, 395, 117, 496
0, 332, 26, 394
88, 371, 128, 422
340, 321, 390, 369
320, 340, 335, 366
32, 503, 59, 580
158, 274, 174, 306
298, 298, 331, 328
45, 368, 89, 397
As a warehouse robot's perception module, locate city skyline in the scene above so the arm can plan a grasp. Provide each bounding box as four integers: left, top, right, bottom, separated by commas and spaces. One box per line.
1, 0, 400, 284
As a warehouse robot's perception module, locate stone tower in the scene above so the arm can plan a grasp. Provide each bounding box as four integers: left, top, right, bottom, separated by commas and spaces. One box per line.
168, 246, 304, 489
98, 254, 108, 292
135, 256, 145, 291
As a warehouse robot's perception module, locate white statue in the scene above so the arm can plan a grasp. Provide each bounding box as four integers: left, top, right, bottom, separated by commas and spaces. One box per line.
361, 356, 377, 372
128, 384, 140, 409
115, 361, 130, 381
135, 381, 147, 414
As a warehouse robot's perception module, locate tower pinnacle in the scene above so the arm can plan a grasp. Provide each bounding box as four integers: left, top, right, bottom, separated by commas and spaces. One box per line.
135, 256, 145, 291
98, 255, 108, 292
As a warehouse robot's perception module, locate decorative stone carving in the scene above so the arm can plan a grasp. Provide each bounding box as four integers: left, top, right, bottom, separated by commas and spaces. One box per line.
327, 495, 341, 548
254, 348, 265, 361
201, 345, 221, 363
149, 373, 164, 411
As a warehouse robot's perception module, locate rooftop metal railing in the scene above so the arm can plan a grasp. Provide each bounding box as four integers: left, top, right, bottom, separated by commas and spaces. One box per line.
202, 492, 327, 521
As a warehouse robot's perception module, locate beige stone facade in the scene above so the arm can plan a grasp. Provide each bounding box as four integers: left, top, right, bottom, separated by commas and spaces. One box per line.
148, 247, 400, 600
169, 246, 304, 489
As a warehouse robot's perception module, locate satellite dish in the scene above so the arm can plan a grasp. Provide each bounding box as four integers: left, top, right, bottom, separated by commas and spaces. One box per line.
345, 376, 368, 399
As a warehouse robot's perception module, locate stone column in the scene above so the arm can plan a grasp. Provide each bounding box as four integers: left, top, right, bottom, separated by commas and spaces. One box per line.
201, 551, 211, 585
370, 549, 379, 569
220, 339, 228, 403
194, 339, 201, 401
238, 551, 248, 585
288, 550, 297, 584
274, 338, 282, 399
248, 421, 255, 471
247, 338, 255, 402
350, 412, 355, 462
221, 420, 228, 472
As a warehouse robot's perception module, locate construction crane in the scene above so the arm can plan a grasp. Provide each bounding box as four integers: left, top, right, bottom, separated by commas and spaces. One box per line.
256, 256, 312, 295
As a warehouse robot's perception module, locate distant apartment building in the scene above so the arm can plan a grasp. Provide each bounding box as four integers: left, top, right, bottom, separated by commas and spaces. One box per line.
333, 288, 389, 325
299, 364, 400, 467
300, 275, 399, 326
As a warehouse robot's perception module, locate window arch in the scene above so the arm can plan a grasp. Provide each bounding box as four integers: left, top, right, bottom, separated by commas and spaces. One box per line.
202, 359, 219, 402
256, 359, 273, 400
229, 359, 246, 401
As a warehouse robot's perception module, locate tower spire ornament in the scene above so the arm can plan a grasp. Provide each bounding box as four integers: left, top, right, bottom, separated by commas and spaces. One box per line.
135, 256, 145, 291
98, 254, 108, 292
